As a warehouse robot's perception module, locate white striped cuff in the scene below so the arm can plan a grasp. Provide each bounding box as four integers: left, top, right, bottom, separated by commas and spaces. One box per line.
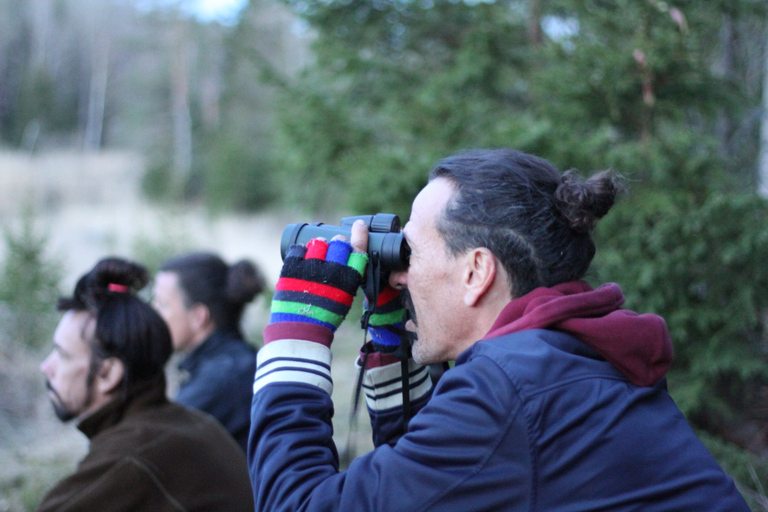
357, 359, 432, 411
253, 339, 333, 395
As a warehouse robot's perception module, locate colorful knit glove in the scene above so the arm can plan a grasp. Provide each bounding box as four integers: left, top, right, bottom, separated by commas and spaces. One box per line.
269, 238, 368, 341
364, 284, 407, 353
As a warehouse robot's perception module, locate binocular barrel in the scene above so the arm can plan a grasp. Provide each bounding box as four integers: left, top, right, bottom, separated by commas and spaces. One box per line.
280, 214, 410, 271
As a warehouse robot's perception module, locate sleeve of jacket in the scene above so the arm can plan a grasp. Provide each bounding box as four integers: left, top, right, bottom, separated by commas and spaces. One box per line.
249, 341, 533, 512
358, 358, 433, 447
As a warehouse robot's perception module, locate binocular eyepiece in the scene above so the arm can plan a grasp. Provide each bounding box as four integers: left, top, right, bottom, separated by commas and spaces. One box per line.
280, 213, 410, 272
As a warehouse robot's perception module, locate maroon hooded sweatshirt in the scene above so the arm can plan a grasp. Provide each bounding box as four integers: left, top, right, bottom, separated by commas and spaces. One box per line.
483, 281, 674, 386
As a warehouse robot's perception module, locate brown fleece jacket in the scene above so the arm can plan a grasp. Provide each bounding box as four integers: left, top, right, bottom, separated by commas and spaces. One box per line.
36, 376, 254, 512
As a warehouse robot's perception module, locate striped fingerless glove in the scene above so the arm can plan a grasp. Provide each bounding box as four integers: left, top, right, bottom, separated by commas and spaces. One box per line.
255, 238, 368, 395
266, 238, 368, 346
364, 285, 407, 353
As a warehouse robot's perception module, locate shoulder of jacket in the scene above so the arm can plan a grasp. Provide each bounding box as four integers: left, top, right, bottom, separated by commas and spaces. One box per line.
462, 329, 623, 396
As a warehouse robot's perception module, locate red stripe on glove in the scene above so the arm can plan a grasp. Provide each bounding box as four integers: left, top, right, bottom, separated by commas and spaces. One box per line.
276, 277, 355, 306
376, 284, 401, 306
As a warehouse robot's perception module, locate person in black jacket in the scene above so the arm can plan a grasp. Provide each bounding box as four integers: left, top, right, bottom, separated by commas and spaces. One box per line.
152, 251, 265, 451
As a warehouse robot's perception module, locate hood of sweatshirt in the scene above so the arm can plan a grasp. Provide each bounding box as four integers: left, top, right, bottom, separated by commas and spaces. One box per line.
482, 281, 673, 387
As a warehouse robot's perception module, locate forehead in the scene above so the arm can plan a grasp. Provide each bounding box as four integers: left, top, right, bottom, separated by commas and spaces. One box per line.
154, 271, 182, 297
54, 310, 93, 356
404, 178, 456, 242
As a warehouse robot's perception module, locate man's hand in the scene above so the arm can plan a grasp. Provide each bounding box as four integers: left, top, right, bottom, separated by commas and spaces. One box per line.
349, 218, 369, 254
364, 286, 407, 353
269, 225, 369, 344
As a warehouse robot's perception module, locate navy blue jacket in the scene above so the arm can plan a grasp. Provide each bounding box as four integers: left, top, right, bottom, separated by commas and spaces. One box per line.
177, 330, 256, 452
249, 328, 749, 511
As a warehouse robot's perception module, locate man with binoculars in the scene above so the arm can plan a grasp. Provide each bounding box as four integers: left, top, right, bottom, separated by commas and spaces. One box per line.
249, 149, 749, 510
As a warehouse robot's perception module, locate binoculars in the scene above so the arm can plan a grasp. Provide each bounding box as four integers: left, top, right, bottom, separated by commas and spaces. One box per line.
280, 213, 410, 272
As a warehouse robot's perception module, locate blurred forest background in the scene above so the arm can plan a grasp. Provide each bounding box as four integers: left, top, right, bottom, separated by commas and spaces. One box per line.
0, 0, 768, 510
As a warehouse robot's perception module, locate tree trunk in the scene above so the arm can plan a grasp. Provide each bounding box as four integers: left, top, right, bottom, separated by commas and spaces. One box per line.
528, 0, 543, 46
28, 0, 50, 71
759, 19, 768, 198
83, 32, 109, 151
171, 20, 193, 195
717, 14, 735, 161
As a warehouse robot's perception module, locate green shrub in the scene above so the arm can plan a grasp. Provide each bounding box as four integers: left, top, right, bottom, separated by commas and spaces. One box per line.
0, 207, 63, 349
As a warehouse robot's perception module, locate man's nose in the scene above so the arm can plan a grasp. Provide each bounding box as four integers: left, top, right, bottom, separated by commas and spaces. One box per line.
389, 269, 407, 290
40, 353, 53, 376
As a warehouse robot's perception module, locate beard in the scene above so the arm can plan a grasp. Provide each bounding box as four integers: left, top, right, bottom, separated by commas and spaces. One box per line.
45, 380, 77, 422
44, 360, 98, 423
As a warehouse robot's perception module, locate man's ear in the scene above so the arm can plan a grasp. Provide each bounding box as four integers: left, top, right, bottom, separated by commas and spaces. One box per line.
96, 357, 125, 395
462, 248, 497, 307
189, 303, 212, 331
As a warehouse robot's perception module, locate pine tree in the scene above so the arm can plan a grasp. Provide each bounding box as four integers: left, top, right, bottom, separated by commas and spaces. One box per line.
0, 206, 63, 350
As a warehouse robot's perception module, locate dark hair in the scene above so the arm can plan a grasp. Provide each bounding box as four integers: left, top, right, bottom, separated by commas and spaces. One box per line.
58, 257, 172, 390
160, 252, 266, 335
430, 149, 625, 297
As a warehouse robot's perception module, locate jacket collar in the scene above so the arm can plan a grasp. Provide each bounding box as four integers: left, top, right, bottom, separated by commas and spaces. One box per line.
178, 330, 240, 373
77, 374, 168, 439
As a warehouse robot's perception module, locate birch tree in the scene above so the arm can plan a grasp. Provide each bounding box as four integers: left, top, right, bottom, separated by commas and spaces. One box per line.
759, 23, 768, 197
83, 0, 111, 151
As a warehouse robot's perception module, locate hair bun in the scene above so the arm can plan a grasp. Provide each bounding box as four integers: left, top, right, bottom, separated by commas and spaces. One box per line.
225, 260, 266, 304
58, 257, 149, 311
91, 257, 149, 292
554, 169, 626, 233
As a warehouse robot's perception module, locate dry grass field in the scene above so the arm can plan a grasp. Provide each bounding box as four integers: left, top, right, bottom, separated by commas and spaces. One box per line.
0, 150, 373, 511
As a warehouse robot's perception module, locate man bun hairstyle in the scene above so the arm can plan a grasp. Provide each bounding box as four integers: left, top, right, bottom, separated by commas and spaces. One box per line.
160, 252, 266, 335
555, 170, 624, 234
58, 257, 172, 390
430, 149, 625, 298
226, 259, 267, 304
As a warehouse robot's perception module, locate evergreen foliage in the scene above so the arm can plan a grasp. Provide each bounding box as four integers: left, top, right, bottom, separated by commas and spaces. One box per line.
593, 181, 768, 462
202, 132, 278, 212
0, 207, 63, 349
192, 0, 295, 212
270, 0, 554, 215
